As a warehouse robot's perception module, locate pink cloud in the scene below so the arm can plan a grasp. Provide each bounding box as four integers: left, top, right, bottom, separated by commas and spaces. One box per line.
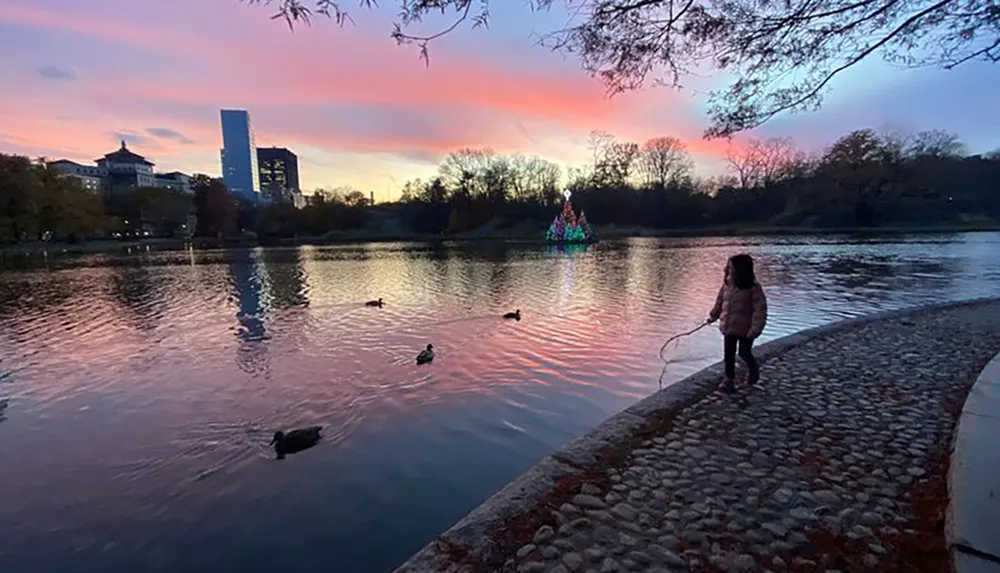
0, 2, 209, 60
0, 0, 744, 191
2, 1, 615, 122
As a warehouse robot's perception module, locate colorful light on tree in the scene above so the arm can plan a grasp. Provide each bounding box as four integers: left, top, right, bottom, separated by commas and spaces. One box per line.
546, 189, 596, 243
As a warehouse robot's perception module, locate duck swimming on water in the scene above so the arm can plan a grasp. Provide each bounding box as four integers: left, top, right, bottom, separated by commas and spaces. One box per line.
271, 426, 322, 459
503, 309, 521, 321
365, 298, 384, 307
416, 344, 434, 365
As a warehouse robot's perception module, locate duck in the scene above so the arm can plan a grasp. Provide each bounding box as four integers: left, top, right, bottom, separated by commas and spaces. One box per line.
416, 344, 434, 365
503, 309, 521, 321
270, 426, 322, 460
365, 298, 384, 308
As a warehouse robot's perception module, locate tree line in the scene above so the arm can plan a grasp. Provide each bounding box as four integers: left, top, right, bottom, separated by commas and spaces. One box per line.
0, 157, 373, 244
0, 154, 106, 243
1, 125, 998, 245
396, 128, 1000, 233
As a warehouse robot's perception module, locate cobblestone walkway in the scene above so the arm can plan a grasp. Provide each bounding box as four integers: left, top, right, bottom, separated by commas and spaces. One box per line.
508, 302, 1000, 573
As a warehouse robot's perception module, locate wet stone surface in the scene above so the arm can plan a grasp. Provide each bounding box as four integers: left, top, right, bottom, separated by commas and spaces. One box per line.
504, 303, 1000, 573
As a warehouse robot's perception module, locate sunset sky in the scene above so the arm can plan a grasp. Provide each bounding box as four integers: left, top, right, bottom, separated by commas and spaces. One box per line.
1, 0, 998, 199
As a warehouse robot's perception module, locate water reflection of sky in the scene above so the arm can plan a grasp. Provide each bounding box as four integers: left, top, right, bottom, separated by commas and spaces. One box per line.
0, 233, 998, 573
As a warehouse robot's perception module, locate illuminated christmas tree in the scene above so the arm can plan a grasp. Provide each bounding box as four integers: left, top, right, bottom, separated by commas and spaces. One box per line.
562, 200, 577, 229
546, 212, 565, 241
578, 211, 593, 240
546, 190, 596, 243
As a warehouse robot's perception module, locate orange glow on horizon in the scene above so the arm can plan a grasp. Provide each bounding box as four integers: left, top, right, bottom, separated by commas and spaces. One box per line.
0, 0, 741, 195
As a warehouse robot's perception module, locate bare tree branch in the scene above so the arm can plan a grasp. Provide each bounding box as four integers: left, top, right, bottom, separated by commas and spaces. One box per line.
638, 136, 694, 187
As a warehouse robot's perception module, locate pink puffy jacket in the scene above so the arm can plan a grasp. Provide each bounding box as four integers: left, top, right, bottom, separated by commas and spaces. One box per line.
709, 281, 768, 339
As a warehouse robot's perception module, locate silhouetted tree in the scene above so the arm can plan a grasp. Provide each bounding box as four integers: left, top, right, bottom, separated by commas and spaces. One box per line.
299, 187, 369, 233
595, 140, 640, 188
638, 137, 694, 189
106, 186, 193, 236
342, 189, 369, 208
259, 200, 301, 238
192, 175, 237, 238
816, 129, 902, 226
0, 154, 105, 242
507, 154, 561, 203
908, 130, 967, 158
726, 138, 809, 190
439, 148, 498, 199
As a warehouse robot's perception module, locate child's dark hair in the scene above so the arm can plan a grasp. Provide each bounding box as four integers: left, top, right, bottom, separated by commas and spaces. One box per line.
729, 254, 757, 290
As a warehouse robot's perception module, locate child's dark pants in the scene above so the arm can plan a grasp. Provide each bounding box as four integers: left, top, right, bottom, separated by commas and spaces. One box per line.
724, 335, 759, 381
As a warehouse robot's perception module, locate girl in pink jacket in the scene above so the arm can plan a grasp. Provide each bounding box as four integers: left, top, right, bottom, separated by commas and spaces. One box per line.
708, 254, 767, 393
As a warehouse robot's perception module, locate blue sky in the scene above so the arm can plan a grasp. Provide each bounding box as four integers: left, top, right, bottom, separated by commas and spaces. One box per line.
0, 0, 997, 196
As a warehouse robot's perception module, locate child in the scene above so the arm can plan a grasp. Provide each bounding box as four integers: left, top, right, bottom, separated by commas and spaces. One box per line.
708, 254, 767, 393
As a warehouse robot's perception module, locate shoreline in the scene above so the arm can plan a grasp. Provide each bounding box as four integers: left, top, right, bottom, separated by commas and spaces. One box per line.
393, 298, 1000, 573
0, 224, 997, 257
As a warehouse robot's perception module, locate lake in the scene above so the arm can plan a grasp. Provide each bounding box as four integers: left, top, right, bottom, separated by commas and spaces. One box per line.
0, 233, 998, 572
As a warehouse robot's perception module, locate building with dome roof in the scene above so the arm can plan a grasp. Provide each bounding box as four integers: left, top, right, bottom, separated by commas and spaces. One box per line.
96, 141, 158, 190
48, 141, 192, 194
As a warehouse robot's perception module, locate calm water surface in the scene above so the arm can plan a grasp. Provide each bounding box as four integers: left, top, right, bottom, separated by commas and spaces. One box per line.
0, 234, 998, 572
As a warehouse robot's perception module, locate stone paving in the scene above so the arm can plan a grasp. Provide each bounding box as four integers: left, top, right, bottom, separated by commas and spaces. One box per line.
947, 347, 1000, 573
503, 302, 1000, 573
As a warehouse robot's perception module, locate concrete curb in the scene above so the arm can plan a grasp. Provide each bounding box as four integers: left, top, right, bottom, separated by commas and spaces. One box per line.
948, 347, 1000, 572
395, 297, 1000, 573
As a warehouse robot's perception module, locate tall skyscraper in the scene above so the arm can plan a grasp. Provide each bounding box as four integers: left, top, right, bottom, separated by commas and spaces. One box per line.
257, 147, 300, 195
220, 109, 260, 201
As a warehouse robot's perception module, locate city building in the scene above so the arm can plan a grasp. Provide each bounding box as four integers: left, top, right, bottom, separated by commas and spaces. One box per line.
220, 109, 260, 202
46, 159, 103, 192
257, 146, 304, 208
48, 141, 191, 194
154, 172, 193, 194
97, 141, 157, 191
257, 146, 299, 193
